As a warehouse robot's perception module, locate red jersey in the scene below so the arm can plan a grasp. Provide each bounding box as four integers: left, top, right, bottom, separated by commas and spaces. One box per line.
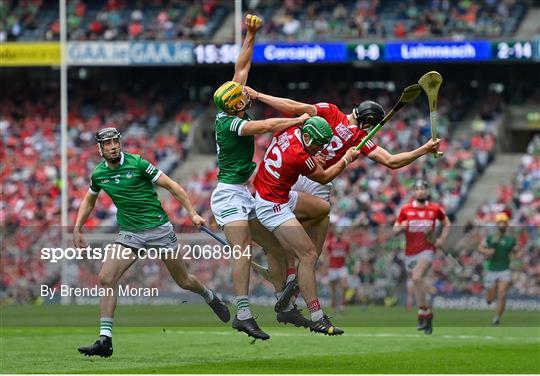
327, 239, 350, 268
315, 102, 378, 166
254, 127, 317, 203
396, 201, 446, 256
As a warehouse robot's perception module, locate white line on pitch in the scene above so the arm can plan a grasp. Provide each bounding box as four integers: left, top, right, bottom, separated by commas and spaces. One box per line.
164, 330, 533, 341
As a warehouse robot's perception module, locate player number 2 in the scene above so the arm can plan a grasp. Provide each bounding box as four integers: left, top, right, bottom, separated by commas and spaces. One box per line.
263, 138, 282, 179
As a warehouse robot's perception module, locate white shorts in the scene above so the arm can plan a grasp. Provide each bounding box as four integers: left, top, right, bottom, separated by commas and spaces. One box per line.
211, 182, 256, 227
484, 270, 512, 288
291, 175, 332, 203
255, 191, 299, 232
328, 266, 349, 282
404, 250, 434, 273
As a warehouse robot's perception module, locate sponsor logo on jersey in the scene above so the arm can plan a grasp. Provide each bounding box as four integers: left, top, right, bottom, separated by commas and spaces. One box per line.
277, 132, 290, 151
408, 219, 434, 232
100, 179, 110, 184
418, 211, 425, 217
272, 204, 281, 213
126, 170, 133, 179
335, 123, 353, 141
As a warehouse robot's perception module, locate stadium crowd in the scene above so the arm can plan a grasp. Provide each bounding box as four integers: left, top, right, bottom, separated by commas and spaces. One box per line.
0, 0, 529, 42
247, 0, 528, 41
0, 81, 193, 303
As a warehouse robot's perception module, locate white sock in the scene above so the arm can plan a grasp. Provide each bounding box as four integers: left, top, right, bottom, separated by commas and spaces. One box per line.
99, 317, 113, 338
310, 309, 324, 321
235, 296, 252, 320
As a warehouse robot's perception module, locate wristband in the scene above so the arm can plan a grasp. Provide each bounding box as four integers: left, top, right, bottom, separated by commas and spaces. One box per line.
341, 157, 349, 167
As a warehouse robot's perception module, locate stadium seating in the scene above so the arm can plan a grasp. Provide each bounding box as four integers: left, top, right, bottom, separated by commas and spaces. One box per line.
1, 0, 528, 42
248, 0, 528, 42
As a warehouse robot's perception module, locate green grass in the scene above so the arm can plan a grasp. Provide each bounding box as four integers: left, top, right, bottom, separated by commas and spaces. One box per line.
1, 305, 539, 374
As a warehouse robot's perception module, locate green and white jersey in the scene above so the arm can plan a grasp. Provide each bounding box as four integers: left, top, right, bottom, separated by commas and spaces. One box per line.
215, 111, 255, 184
88, 152, 169, 231
483, 233, 517, 272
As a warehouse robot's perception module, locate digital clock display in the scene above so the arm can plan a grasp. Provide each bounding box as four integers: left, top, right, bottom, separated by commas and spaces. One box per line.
194, 44, 239, 64
494, 41, 533, 60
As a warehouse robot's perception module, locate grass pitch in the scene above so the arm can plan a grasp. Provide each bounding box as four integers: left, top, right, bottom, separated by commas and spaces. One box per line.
1, 304, 539, 374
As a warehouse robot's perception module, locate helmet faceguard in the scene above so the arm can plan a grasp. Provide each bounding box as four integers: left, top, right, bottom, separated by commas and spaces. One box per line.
413, 178, 429, 202
95, 127, 122, 163
352, 100, 385, 131
213, 81, 251, 114
301, 116, 333, 154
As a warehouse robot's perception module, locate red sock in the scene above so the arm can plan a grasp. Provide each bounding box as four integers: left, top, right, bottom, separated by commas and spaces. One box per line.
307, 299, 321, 313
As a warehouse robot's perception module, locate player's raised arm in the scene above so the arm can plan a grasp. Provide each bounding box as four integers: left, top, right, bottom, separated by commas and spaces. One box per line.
73, 191, 98, 248
240, 113, 310, 136
247, 87, 317, 116
368, 139, 441, 170
155, 173, 205, 228
232, 14, 262, 85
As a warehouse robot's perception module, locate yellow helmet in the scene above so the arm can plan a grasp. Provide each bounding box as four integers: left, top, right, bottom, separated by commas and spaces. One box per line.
495, 212, 509, 223
213, 81, 248, 113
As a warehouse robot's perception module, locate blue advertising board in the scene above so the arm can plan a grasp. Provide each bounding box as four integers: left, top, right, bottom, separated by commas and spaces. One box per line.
385, 41, 492, 61
252, 43, 347, 64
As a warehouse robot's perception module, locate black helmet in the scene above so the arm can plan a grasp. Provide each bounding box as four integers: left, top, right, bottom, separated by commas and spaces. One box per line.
95, 127, 122, 144
352, 100, 384, 128
414, 179, 429, 189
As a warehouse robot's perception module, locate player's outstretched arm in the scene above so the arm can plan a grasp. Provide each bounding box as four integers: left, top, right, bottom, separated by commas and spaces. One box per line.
232, 14, 262, 85
240, 113, 310, 136
246, 86, 316, 116
155, 173, 205, 228
308, 147, 359, 185
73, 192, 98, 248
367, 139, 441, 169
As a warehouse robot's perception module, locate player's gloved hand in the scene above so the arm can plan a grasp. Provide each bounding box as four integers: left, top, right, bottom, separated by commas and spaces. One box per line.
298, 113, 311, 124
73, 229, 88, 248
423, 138, 441, 154
244, 86, 258, 101
245, 14, 263, 33
190, 212, 206, 228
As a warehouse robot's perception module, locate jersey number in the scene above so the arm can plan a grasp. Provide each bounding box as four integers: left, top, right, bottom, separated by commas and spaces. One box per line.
263, 138, 282, 179
325, 135, 344, 160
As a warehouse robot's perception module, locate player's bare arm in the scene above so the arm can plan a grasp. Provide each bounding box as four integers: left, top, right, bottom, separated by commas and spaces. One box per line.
392, 220, 407, 236
240, 113, 310, 136
232, 15, 262, 85
247, 87, 316, 116
307, 148, 359, 185
73, 192, 98, 248
478, 241, 495, 257
155, 173, 205, 227
368, 139, 441, 170
435, 216, 451, 249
